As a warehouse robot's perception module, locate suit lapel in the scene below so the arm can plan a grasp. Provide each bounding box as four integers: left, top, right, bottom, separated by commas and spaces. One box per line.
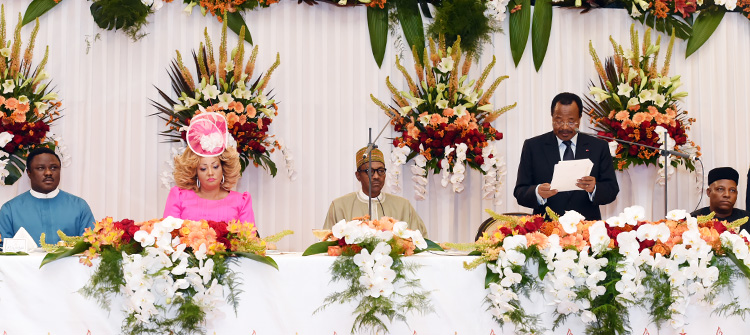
543, 132, 560, 168
575, 134, 591, 161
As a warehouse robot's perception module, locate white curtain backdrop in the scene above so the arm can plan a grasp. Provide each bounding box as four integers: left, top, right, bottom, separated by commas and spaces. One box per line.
1, 1, 748, 251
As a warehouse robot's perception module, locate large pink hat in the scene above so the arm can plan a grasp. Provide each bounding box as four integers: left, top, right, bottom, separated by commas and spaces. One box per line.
186, 112, 228, 157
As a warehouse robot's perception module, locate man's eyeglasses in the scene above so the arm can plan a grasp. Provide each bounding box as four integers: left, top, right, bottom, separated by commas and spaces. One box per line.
553, 121, 579, 128
358, 168, 387, 176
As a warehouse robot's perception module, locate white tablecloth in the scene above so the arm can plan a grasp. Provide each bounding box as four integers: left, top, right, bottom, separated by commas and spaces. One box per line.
1, 253, 748, 334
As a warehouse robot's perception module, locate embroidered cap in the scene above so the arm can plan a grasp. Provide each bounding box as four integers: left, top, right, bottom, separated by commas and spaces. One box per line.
356, 146, 385, 169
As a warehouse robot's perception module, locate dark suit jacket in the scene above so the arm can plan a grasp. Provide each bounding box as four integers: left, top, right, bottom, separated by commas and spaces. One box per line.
513, 132, 619, 220
747, 168, 749, 210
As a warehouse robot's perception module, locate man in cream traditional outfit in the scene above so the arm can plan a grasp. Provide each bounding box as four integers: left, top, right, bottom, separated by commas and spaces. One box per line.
323, 147, 427, 236
0, 148, 95, 246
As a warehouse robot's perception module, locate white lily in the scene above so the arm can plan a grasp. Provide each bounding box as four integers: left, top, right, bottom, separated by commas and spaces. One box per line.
201, 85, 220, 100
217, 93, 234, 109
437, 57, 454, 73
436, 99, 449, 109
617, 83, 633, 97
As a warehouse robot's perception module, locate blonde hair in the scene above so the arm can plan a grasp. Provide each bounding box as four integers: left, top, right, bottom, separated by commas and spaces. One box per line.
173, 146, 241, 192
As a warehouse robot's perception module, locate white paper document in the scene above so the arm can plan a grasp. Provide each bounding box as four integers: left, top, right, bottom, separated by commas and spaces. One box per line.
549, 159, 594, 192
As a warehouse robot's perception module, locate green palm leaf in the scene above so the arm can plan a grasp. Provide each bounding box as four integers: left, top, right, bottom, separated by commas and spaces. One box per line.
531, 0, 553, 71
367, 5, 388, 67
396, 0, 426, 63
509, 0, 531, 66
686, 8, 725, 58
22, 0, 60, 26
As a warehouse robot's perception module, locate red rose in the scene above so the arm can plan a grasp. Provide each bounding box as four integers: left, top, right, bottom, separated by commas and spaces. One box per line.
342, 244, 363, 256
638, 239, 655, 251
712, 220, 728, 234
207, 220, 230, 238
113, 219, 137, 243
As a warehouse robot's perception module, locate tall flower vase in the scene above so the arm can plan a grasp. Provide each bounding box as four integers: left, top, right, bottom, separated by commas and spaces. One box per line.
626, 164, 659, 221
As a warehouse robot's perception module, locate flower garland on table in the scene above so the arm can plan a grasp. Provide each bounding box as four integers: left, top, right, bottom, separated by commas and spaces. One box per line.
371, 35, 515, 203
586, 25, 700, 182
153, 19, 295, 181
41, 217, 293, 335
455, 207, 750, 335
302, 216, 442, 334
0, 9, 66, 185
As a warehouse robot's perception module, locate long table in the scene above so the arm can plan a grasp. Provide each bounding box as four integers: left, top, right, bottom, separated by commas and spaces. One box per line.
1, 253, 748, 334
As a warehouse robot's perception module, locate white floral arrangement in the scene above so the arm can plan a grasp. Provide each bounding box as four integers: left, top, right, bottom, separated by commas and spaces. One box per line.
304, 216, 439, 334
462, 206, 750, 335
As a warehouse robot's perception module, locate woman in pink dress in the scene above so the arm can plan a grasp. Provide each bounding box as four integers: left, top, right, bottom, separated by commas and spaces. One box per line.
163, 112, 255, 225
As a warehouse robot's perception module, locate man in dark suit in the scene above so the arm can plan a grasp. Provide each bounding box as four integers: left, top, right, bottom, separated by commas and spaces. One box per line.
514, 92, 619, 220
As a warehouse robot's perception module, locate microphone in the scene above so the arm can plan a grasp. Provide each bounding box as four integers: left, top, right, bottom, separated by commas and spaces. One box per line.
575, 128, 699, 161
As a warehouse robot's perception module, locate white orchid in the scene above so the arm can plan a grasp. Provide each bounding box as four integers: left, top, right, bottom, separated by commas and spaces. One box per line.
666, 209, 688, 221
0, 132, 14, 147
621, 206, 646, 225
134, 230, 155, 247
559, 210, 586, 234
588, 221, 610, 254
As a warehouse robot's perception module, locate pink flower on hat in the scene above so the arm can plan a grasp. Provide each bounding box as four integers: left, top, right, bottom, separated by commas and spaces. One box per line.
187, 112, 228, 157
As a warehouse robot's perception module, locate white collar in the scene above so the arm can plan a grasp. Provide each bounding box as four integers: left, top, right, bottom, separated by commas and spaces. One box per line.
30, 188, 60, 199
556, 133, 579, 147
357, 190, 385, 203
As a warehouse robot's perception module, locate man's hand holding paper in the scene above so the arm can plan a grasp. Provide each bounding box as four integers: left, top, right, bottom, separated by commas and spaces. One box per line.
549, 159, 594, 192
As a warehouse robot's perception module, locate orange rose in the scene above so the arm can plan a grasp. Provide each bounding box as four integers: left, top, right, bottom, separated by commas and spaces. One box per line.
327, 246, 342, 256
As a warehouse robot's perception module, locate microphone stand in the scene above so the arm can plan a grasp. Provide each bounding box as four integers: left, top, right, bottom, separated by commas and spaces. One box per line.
578, 129, 699, 217
364, 117, 396, 219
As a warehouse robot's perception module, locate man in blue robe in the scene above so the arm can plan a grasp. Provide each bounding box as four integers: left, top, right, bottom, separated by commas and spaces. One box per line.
0, 148, 95, 246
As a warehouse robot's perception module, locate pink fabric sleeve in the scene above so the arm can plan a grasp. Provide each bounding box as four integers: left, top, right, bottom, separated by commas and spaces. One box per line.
163, 186, 184, 219
237, 192, 256, 225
